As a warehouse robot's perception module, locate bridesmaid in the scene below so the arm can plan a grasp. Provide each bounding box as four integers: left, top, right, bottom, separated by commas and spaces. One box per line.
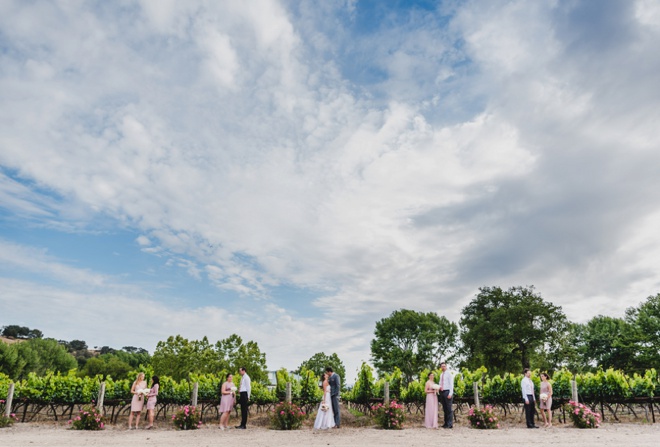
128, 372, 147, 429
218, 374, 235, 430
145, 375, 159, 429
539, 372, 553, 427
424, 372, 439, 429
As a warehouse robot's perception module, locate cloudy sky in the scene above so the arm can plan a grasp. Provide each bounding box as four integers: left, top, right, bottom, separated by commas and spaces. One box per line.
1, 0, 659, 381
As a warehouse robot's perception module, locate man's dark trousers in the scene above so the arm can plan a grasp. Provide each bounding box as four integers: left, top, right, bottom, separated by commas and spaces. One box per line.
440, 390, 453, 428
524, 395, 536, 427
239, 391, 249, 427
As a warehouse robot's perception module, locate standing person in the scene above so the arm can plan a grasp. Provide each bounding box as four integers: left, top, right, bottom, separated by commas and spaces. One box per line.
218, 374, 235, 430
128, 372, 147, 429
235, 367, 251, 429
325, 366, 341, 428
145, 375, 159, 429
522, 368, 539, 428
424, 372, 439, 429
438, 362, 454, 429
539, 372, 553, 428
313, 372, 336, 430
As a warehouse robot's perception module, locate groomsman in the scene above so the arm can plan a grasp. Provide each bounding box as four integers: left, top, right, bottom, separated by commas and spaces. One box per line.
521, 368, 538, 428
438, 362, 453, 429
235, 367, 251, 429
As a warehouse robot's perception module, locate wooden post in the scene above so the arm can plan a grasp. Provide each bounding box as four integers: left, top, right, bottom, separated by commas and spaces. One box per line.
571, 380, 578, 402
285, 382, 292, 403
4, 383, 14, 417
191, 382, 199, 407
97, 382, 106, 413
473, 382, 480, 409
384, 381, 390, 406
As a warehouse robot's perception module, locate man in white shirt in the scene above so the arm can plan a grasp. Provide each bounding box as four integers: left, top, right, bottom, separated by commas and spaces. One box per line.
235, 367, 251, 429
438, 362, 454, 429
521, 368, 538, 428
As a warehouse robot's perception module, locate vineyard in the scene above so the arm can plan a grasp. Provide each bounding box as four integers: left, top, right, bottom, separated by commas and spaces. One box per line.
1, 366, 658, 424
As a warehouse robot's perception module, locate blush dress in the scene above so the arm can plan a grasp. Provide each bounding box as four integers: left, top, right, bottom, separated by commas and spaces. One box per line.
540, 381, 552, 409
146, 383, 159, 410
131, 381, 147, 412
313, 385, 336, 430
219, 382, 235, 412
424, 383, 438, 428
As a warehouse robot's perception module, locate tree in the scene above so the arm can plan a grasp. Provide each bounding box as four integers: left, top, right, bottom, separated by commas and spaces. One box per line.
571, 316, 637, 372
625, 293, 660, 371
214, 334, 268, 383
1, 325, 43, 339
370, 309, 458, 384
0, 338, 76, 379
460, 286, 568, 374
151, 335, 218, 381
296, 352, 346, 390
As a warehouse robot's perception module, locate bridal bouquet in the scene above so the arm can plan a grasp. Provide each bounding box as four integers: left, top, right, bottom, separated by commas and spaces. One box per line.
137, 388, 150, 397
230, 386, 238, 392
321, 403, 329, 412
540, 393, 548, 402
432, 384, 441, 391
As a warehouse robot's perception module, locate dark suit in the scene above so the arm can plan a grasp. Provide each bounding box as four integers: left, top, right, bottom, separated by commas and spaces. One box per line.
328, 372, 341, 427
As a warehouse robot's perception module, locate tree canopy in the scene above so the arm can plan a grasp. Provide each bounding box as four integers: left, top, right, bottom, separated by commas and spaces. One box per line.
460, 286, 569, 374
296, 352, 346, 390
370, 309, 458, 384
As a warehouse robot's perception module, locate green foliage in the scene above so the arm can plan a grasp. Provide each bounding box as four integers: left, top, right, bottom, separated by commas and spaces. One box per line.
371, 400, 405, 429
0, 412, 18, 428
551, 368, 574, 400
298, 368, 323, 405
371, 309, 458, 384
296, 352, 346, 390
214, 334, 268, 383
275, 368, 301, 401
401, 378, 425, 403
566, 401, 601, 428
270, 401, 307, 430
250, 381, 278, 405
467, 404, 499, 429
577, 368, 632, 401
1, 325, 42, 339
345, 362, 375, 404
0, 338, 77, 380
628, 369, 656, 398
172, 405, 202, 430
483, 372, 523, 403
454, 366, 487, 398
626, 293, 660, 371
69, 405, 105, 430
460, 286, 569, 374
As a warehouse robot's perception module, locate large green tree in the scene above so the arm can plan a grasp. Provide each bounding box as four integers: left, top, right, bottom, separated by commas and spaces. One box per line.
214, 334, 268, 383
0, 338, 76, 379
460, 286, 568, 374
570, 316, 637, 372
370, 309, 458, 384
625, 293, 660, 371
296, 352, 346, 390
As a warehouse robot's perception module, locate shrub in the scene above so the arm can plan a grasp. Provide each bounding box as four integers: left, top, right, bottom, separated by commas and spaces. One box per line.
467, 405, 499, 429
565, 401, 601, 428
68, 405, 105, 430
270, 401, 306, 430
371, 400, 405, 430
172, 405, 202, 430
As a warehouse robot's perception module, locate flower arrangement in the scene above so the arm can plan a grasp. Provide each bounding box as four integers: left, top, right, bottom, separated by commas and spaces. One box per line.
540, 393, 548, 402
270, 401, 307, 430
565, 401, 601, 428
137, 388, 150, 397
371, 400, 405, 430
172, 405, 202, 430
432, 383, 441, 391
320, 402, 329, 412
467, 405, 499, 429
68, 405, 105, 430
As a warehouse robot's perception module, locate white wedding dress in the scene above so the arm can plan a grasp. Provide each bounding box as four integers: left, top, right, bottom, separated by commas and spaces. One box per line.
313, 385, 336, 430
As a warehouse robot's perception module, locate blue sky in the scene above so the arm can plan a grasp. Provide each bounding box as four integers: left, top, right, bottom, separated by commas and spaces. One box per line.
1, 0, 660, 382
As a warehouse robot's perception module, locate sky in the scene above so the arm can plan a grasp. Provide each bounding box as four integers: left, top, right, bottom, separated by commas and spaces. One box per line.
1, 0, 660, 383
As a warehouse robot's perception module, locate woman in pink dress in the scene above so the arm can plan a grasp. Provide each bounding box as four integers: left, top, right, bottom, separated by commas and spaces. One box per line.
424, 372, 439, 428
218, 374, 235, 430
539, 372, 553, 427
145, 375, 159, 429
128, 372, 147, 429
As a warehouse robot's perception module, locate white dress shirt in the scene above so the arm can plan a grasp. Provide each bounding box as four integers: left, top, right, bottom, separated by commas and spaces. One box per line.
521, 376, 534, 401
439, 370, 454, 396
240, 373, 251, 399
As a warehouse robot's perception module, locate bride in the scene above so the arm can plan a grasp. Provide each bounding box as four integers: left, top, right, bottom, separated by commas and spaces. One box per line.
313, 372, 336, 430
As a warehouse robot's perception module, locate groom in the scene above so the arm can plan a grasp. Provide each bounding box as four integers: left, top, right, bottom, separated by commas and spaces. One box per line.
325, 367, 341, 428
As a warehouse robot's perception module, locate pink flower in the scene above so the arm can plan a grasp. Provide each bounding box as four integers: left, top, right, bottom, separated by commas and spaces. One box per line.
68, 420, 72, 424
280, 411, 285, 415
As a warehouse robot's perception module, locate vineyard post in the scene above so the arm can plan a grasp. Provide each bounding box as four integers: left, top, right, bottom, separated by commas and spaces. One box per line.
97, 382, 106, 413
473, 382, 480, 409
285, 382, 292, 403
571, 380, 578, 402
4, 383, 14, 417
191, 382, 199, 407
384, 381, 390, 406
